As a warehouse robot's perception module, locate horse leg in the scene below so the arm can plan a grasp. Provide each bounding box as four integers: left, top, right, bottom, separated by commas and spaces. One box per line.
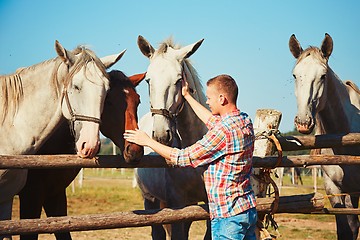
0, 169, 28, 240
182, 220, 192, 240
0, 199, 13, 240
166, 202, 186, 240
144, 198, 166, 240
295, 168, 303, 185
159, 201, 172, 237
343, 195, 359, 240
323, 167, 355, 240
43, 189, 72, 240
19, 177, 44, 240
204, 219, 212, 240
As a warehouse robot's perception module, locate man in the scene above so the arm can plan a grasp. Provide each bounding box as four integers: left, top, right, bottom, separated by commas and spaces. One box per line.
124, 74, 257, 239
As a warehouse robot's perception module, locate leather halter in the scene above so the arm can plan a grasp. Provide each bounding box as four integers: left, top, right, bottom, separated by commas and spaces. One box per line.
61, 88, 101, 126
150, 101, 184, 122
149, 63, 191, 121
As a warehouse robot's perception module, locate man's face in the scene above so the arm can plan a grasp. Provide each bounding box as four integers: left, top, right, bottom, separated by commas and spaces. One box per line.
205, 84, 221, 114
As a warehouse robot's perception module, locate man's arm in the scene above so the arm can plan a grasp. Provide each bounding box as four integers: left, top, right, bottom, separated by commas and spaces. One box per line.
182, 79, 212, 124
123, 129, 176, 165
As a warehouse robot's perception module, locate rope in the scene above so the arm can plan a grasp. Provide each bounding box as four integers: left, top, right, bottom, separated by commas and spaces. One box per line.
254, 129, 284, 234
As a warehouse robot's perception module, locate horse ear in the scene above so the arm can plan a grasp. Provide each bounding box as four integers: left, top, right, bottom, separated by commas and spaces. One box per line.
289, 34, 303, 59
176, 39, 204, 60
138, 35, 155, 58
321, 33, 333, 59
101, 49, 126, 69
55, 40, 75, 65
128, 72, 147, 87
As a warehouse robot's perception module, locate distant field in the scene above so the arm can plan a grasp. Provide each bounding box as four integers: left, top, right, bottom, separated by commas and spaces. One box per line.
11, 168, 347, 239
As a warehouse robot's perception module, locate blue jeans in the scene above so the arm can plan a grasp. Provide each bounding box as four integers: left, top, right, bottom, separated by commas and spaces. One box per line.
211, 208, 258, 240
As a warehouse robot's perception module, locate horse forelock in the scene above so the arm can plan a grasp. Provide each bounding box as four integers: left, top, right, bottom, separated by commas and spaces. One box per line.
296, 46, 327, 67
156, 38, 206, 106
63, 47, 109, 88
158, 37, 182, 55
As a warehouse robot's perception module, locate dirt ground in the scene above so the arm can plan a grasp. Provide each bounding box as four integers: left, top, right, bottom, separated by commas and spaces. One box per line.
8, 170, 345, 240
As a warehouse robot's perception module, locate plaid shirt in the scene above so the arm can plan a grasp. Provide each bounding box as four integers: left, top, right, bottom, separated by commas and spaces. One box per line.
170, 109, 256, 219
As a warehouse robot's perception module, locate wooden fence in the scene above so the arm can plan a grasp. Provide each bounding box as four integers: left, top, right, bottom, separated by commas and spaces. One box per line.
1, 132, 360, 235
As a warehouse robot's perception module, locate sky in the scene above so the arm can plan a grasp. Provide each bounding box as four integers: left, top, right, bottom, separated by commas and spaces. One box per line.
1, 1, 359, 133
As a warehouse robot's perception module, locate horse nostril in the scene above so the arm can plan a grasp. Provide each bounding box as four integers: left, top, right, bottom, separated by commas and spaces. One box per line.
81, 142, 86, 150
125, 144, 131, 154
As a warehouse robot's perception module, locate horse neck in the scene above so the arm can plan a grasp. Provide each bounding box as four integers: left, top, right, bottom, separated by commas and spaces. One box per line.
0, 60, 65, 154
176, 102, 207, 147
319, 68, 355, 134
176, 63, 208, 147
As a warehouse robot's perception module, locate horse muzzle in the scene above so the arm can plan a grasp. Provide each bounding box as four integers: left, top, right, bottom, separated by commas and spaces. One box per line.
123, 142, 144, 164
294, 115, 315, 134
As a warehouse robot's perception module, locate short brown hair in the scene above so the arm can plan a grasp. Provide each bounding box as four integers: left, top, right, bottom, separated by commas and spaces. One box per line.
207, 74, 238, 103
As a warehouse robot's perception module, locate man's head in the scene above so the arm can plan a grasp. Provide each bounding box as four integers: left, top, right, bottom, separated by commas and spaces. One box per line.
205, 74, 238, 115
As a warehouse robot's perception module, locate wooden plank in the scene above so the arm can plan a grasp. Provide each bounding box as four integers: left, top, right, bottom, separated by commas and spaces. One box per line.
277, 133, 360, 151
1, 154, 360, 169
314, 208, 360, 215
0, 193, 323, 235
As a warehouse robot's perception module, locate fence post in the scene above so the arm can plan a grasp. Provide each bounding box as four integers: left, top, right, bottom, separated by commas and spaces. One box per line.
252, 109, 282, 196
252, 109, 282, 240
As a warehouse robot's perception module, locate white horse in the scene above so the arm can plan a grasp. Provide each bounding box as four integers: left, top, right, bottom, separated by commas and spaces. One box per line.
135, 36, 210, 240
289, 33, 360, 240
0, 41, 124, 240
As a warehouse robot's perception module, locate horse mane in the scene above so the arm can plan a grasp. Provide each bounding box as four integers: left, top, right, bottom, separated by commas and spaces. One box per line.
0, 74, 23, 124
0, 45, 108, 124
183, 61, 207, 106
158, 37, 207, 106
64, 46, 109, 87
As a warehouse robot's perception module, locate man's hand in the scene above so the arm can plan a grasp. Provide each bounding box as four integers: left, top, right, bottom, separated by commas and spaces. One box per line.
124, 129, 175, 161
181, 72, 191, 98
124, 129, 151, 147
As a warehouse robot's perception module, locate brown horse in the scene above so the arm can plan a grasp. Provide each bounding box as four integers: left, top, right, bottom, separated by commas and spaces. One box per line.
18, 70, 145, 240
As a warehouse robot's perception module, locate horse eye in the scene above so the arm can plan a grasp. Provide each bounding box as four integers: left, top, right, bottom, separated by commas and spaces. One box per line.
175, 78, 182, 85
292, 74, 297, 80
74, 85, 81, 91
320, 74, 326, 81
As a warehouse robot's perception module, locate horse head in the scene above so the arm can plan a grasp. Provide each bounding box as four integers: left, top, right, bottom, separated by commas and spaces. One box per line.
101, 71, 145, 163
137, 35, 204, 146
289, 33, 333, 134
55, 41, 124, 158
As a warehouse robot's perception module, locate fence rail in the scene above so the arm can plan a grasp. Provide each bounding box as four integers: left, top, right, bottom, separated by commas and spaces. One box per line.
1, 154, 360, 169
1, 133, 359, 169
0, 193, 323, 235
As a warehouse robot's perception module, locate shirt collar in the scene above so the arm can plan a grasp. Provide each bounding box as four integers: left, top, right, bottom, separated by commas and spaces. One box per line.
221, 109, 241, 118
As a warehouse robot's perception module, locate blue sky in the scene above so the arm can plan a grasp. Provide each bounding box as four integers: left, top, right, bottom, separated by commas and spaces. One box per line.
1, 1, 359, 133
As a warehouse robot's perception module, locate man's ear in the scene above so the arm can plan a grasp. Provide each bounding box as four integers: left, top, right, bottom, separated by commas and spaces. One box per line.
219, 94, 227, 105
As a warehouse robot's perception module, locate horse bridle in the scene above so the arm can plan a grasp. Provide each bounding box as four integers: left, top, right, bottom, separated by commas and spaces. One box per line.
149, 64, 190, 122
61, 88, 102, 127
150, 101, 185, 122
